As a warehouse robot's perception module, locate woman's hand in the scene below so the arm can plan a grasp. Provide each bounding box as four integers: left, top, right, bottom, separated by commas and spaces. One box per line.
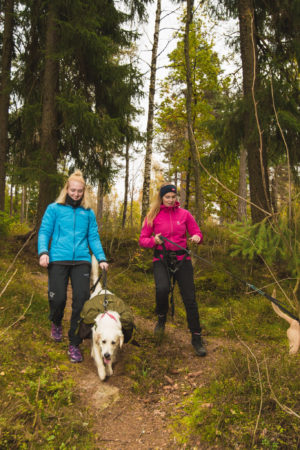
189, 235, 201, 244
39, 254, 49, 268
99, 261, 109, 271
154, 233, 163, 245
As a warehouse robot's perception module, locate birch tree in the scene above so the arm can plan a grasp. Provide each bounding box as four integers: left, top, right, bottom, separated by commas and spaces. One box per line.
184, 0, 204, 224
141, 0, 161, 222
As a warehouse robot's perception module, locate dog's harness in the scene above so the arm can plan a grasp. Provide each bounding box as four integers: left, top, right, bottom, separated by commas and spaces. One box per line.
154, 242, 189, 318
100, 311, 118, 322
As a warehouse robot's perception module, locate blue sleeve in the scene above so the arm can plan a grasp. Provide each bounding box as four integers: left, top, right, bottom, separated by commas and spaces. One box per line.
88, 210, 107, 262
38, 204, 56, 256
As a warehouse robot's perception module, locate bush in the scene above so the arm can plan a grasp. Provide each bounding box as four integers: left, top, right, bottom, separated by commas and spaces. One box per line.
0, 211, 13, 238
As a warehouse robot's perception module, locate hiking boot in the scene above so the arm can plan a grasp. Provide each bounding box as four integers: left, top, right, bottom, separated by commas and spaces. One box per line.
68, 345, 83, 363
191, 333, 207, 357
51, 323, 62, 342
154, 314, 166, 336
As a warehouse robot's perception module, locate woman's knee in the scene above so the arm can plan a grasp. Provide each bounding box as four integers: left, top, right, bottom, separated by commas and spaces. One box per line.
155, 285, 170, 299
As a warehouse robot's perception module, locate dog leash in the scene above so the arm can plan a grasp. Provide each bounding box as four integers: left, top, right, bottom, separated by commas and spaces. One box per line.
90, 269, 109, 311
102, 270, 109, 311
159, 235, 300, 324
90, 272, 102, 293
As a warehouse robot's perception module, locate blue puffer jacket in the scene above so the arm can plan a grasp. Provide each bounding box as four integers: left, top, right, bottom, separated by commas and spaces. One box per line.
38, 203, 106, 263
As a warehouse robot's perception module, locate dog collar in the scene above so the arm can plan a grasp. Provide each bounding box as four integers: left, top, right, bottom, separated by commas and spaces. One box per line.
100, 312, 118, 323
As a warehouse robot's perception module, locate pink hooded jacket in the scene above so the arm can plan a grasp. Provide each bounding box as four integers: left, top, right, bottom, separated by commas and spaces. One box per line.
139, 202, 203, 261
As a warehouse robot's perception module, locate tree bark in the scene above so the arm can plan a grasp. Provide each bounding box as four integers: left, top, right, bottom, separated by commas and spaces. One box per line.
184, 0, 204, 224
20, 186, 26, 223
237, 145, 247, 221
0, 0, 14, 211
141, 0, 161, 222
238, 0, 271, 223
36, 3, 59, 227
122, 136, 130, 228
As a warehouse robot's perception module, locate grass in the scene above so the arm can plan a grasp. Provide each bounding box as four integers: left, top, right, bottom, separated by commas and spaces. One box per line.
0, 240, 94, 449
1, 226, 299, 449
171, 346, 300, 448
106, 228, 300, 448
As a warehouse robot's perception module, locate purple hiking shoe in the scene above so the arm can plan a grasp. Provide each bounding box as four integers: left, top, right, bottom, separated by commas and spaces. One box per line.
51, 323, 62, 342
68, 345, 83, 363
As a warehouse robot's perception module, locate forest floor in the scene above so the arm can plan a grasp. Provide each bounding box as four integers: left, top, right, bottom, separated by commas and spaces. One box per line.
3, 235, 300, 449
52, 279, 230, 450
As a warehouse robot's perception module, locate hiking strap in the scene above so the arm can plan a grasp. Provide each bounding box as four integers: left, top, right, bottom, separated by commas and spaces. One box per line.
159, 235, 300, 324
155, 242, 189, 318
102, 270, 109, 311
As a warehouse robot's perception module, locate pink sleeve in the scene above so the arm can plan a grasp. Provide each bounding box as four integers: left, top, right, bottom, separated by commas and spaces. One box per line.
139, 218, 156, 248
186, 211, 203, 244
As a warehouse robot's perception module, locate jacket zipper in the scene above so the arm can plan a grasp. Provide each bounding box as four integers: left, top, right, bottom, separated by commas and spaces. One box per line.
169, 208, 174, 238
72, 208, 76, 260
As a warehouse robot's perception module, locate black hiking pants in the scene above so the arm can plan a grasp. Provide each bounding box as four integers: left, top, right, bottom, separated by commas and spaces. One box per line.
48, 263, 91, 346
153, 259, 202, 334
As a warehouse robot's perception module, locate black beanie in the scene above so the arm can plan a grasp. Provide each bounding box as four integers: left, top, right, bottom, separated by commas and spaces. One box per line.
159, 184, 177, 198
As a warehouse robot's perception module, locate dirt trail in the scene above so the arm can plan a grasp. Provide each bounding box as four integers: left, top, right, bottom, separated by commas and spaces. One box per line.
36, 273, 226, 448
66, 308, 225, 449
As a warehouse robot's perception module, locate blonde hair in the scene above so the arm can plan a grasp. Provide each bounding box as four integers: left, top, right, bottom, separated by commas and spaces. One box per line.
56, 170, 92, 209
145, 182, 177, 226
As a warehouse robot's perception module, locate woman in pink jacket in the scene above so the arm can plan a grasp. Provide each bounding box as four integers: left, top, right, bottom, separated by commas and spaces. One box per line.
139, 184, 206, 356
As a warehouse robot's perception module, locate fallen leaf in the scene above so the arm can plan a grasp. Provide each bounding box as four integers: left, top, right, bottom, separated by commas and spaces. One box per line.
164, 375, 174, 385
187, 371, 203, 378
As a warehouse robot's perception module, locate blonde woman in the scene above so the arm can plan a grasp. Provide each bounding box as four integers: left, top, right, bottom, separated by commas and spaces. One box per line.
38, 170, 108, 363
139, 184, 206, 356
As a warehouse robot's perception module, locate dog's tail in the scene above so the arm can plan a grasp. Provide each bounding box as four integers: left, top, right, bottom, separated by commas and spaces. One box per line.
91, 254, 102, 290
271, 288, 294, 326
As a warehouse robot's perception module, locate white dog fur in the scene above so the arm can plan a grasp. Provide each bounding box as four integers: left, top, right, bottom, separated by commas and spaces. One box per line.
90, 256, 124, 380
271, 289, 300, 354
91, 311, 124, 380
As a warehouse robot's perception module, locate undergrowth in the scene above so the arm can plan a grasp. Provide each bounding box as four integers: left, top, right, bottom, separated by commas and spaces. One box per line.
171, 345, 300, 448
104, 224, 300, 447
0, 241, 94, 449
1, 223, 299, 448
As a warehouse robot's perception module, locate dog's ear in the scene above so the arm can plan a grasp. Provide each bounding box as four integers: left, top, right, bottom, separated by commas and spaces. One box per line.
119, 333, 124, 349
95, 333, 101, 345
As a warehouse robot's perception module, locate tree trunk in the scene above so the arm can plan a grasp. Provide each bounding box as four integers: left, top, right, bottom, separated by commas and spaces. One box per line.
237, 145, 247, 221
0, 0, 14, 211
20, 186, 26, 223
36, 2, 59, 228
141, 0, 161, 222
184, 0, 204, 224
122, 136, 130, 228
180, 172, 186, 206
9, 182, 13, 216
238, 0, 271, 223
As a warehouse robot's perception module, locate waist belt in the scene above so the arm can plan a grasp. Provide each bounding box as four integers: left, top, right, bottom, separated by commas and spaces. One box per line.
154, 249, 187, 258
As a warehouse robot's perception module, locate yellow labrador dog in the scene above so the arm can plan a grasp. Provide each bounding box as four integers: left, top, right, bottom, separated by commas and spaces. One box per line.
90, 256, 124, 381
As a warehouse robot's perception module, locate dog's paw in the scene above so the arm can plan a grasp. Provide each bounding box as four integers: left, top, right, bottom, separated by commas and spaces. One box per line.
106, 364, 113, 376
98, 368, 106, 381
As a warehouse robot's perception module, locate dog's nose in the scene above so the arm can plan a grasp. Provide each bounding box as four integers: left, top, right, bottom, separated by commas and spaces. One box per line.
104, 352, 111, 359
